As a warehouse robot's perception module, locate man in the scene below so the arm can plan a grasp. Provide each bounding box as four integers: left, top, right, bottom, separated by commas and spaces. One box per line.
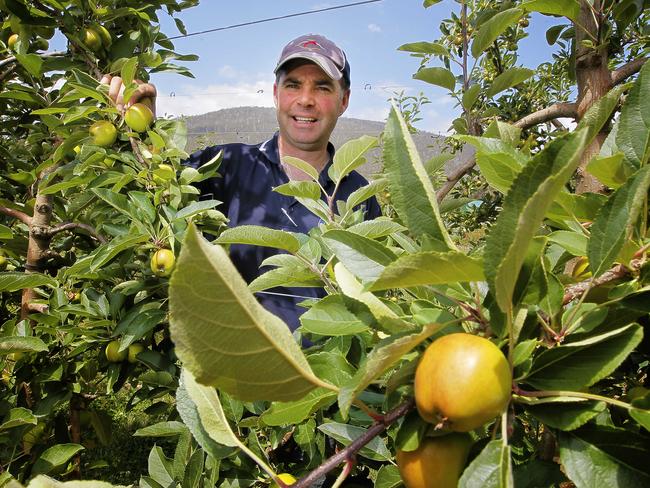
106, 34, 381, 331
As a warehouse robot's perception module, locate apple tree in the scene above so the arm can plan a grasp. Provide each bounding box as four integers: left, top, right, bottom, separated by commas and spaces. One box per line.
159, 2, 650, 486
0, 0, 232, 484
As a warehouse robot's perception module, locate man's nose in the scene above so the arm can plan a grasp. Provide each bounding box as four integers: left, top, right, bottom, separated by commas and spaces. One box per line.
297, 88, 315, 106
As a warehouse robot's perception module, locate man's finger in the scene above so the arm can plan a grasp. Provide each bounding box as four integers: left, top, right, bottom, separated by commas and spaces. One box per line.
108, 75, 125, 111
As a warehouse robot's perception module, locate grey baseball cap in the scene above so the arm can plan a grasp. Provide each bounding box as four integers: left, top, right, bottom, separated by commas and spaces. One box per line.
274, 34, 350, 86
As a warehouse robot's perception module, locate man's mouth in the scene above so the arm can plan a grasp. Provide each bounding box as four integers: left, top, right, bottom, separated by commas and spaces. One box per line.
293, 116, 317, 124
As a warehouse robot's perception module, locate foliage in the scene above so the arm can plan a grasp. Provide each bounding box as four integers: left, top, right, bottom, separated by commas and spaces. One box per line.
1, 0, 649, 487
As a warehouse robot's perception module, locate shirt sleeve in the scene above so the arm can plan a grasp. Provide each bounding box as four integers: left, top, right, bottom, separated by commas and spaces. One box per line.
183, 145, 227, 202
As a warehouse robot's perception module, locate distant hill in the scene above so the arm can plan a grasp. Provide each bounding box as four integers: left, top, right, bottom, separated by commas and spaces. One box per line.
180, 106, 463, 179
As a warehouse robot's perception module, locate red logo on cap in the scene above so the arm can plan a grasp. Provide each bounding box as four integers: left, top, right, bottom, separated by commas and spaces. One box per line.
300, 40, 322, 50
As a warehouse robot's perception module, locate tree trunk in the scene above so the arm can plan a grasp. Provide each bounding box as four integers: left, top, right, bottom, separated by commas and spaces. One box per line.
574, 0, 611, 194
20, 165, 57, 320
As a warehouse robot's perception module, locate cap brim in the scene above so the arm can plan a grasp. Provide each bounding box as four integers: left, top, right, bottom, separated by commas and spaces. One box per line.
274, 52, 342, 81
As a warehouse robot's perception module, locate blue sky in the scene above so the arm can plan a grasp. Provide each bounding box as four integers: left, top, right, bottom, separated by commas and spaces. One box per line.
152, 1, 558, 134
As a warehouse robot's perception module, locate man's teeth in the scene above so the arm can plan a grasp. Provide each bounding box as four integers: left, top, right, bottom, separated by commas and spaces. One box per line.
295, 116, 316, 122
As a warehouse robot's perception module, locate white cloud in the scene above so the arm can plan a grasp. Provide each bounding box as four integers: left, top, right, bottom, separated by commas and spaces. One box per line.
368, 23, 382, 33
157, 80, 274, 118
217, 65, 238, 78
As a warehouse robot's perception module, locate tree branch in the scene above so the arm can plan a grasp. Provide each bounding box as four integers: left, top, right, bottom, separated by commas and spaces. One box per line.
47, 222, 107, 244
513, 102, 578, 130
611, 57, 648, 86
292, 399, 415, 488
562, 258, 642, 305
436, 153, 476, 203
0, 206, 32, 225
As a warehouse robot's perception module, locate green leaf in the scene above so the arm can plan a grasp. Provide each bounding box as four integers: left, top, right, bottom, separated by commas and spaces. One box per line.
613, 43, 650, 169
329, 135, 377, 183
0, 223, 13, 239
120, 57, 139, 88
176, 380, 234, 460
578, 83, 629, 146
547, 231, 588, 256
90, 233, 149, 272
413, 67, 455, 91
423, 0, 443, 6
169, 224, 333, 401
0, 336, 48, 354
338, 323, 442, 418
273, 181, 321, 200
15, 53, 44, 77
300, 295, 373, 336
588, 165, 650, 276
131, 421, 185, 441
322, 230, 396, 283
0, 408, 37, 431
181, 369, 275, 474
586, 153, 630, 189
31, 444, 85, 475
180, 370, 240, 448
484, 129, 589, 312
346, 178, 387, 210
559, 430, 650, 487
486, 67, 534, 98
398, 41, 449, 56
471, 8, 523, 58
318, 422, 392, 461
282, 156, 319, 181
248, 266, 321, 293
216, 225, 300, 253
521, 0, 580, 22
459, 439, 512, 488
148, 445, 174, 487
375, 465, 403, 488
334, 262, 398, 322
369, 251, 484, 291
173, 200, 222, 221
0, 272, 57, 292
525, 400, 606, 431
347, 218, 406, 239
457, 135, 527, 193
462, 84, 482, 110
260, 388, 336, 426
526, 324, 643, 390
383, 102, 454, 248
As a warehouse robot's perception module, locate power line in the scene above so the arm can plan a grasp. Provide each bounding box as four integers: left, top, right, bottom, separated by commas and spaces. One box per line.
167, 0, 383, 40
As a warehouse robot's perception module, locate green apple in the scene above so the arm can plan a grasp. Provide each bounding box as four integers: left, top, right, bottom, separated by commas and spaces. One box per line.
89, 120, 117, 147
83, 27, 102, 52
150, 248, 175, 277
124, 102, 154, 132
105, 340, 127, 363
127, 343, 145, 363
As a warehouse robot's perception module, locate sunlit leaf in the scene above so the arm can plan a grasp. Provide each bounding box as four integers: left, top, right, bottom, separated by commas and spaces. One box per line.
169, 224, 333, 401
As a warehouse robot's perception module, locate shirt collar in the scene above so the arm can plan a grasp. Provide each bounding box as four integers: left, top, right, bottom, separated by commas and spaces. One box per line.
260, 132, 337, 185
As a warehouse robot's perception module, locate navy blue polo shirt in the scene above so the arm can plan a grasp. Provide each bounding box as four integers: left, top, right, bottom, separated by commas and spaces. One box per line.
185, 132, 381, 332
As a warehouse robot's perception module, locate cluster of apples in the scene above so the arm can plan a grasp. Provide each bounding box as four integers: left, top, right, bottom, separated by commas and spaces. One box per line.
397, 333, 512, 487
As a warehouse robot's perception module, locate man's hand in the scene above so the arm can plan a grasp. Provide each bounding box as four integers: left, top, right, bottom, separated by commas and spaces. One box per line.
100, 74, 157, 116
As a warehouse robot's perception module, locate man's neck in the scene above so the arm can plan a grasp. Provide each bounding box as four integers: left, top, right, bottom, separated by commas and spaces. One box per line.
278, 137, 329, 181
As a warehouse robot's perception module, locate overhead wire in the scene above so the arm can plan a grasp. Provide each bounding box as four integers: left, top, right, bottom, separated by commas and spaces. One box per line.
167, 0, 383, 40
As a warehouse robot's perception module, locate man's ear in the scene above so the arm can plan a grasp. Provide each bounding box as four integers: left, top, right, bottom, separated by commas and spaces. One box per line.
339, 88, 350, 115
273, 83, 278, 108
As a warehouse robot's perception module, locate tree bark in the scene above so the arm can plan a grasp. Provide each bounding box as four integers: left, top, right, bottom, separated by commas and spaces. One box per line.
574, 0, 611, 194
21, 165, 57, 320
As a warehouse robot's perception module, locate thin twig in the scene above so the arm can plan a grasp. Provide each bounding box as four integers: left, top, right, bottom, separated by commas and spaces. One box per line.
292, 399, 415, 488
47, 222, 107, 244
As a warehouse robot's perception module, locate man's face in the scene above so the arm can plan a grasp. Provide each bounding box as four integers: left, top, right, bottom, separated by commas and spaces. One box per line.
273, 61, 350, 154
